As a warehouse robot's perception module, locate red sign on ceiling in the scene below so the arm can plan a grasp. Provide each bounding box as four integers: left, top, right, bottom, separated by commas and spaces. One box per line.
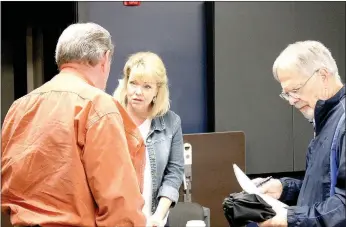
123, 1, 141, 6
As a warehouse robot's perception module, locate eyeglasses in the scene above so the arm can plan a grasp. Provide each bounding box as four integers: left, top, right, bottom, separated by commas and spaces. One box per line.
279, 69, 319, 101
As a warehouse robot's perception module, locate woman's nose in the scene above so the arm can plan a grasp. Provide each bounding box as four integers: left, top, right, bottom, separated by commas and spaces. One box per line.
135, 86, 143, 95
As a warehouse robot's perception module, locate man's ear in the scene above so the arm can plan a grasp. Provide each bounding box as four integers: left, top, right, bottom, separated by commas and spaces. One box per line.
101, 50, 111, 72
102, 50, 111, 65
104, 50, 111, 63
319, 68, 329, 86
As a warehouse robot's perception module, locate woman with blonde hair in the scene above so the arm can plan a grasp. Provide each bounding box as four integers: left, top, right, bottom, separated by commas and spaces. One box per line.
114, 52, 184, 227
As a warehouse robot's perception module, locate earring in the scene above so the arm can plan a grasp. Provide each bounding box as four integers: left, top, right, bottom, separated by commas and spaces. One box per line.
152, 96, 157, 104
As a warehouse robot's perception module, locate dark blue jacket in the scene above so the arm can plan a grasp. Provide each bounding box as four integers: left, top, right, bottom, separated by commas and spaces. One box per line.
279, 86, 346, 227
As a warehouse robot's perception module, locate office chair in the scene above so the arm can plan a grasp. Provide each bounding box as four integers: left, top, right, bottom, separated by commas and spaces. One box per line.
168, 202, 206, 227
167, 143, 210, 227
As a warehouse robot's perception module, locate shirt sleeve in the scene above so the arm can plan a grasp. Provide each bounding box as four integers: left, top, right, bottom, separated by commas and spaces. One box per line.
82, 112, 146, 227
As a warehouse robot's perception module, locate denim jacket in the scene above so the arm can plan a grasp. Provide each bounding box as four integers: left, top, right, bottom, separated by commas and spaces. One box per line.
145, 110, 184, 213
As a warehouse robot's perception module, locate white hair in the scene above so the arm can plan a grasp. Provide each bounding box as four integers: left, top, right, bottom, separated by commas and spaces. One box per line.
273, 40, 340, 81
55, 22, 114, 68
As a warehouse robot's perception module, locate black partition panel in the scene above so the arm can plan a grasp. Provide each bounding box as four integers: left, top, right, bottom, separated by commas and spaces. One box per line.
291, 2, 345, 171
214, 2, 345, 174
214, 2, 295, 174
77, 2, 208, 134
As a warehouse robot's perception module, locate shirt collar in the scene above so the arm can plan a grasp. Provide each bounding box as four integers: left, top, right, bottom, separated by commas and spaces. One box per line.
59, 65, 96, 87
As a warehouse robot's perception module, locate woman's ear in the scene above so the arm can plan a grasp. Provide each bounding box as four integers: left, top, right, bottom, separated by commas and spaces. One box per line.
152, 96, 157, 104
125, 66, 131, 78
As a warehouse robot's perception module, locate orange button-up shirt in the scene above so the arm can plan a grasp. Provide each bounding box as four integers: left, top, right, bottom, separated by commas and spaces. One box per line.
1, 69, 146, 227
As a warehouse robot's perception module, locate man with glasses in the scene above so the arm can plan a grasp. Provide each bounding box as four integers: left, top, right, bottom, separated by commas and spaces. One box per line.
255, 41, 345, 227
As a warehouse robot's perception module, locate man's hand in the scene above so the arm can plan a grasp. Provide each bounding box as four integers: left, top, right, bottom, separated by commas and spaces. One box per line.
258, 207, 288, 227
252, 178, 283, 199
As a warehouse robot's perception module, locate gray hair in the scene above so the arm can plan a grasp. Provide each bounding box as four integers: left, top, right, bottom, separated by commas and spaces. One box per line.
273, 40, 340, 81
55, 22, 114, 68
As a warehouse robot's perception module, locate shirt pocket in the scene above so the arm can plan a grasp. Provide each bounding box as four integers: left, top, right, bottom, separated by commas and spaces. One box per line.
150, 131, 172, 145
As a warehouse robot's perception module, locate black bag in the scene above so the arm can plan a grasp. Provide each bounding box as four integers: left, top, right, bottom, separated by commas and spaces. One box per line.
223, 192, 276, 227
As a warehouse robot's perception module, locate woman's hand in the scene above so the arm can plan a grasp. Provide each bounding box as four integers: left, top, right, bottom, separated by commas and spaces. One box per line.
147, 213, 164, 227
148, 197, 172, 227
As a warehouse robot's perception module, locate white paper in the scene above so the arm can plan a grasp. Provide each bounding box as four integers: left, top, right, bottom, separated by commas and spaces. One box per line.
233, 164, 288, 209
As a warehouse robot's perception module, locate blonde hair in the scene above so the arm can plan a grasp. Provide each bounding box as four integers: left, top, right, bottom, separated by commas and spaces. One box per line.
114, 51, 170, 118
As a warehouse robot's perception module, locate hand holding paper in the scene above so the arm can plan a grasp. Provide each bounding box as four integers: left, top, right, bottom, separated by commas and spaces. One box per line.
233, 164, 288, 209
253, 178, 283, 200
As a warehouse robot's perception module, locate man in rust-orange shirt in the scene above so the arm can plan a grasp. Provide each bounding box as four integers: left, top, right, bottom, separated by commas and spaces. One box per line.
1, 22, 146, 227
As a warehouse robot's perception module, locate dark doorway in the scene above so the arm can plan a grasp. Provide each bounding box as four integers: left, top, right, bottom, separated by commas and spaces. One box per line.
1, 3, 75, 225
1, 1, 77, 100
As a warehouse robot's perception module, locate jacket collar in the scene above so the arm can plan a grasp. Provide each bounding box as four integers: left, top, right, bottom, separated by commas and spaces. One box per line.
314, 85, 345, 135
151, 115, 166, 132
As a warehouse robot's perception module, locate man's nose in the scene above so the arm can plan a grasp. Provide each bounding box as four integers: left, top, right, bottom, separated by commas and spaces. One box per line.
288, 96, 299, 106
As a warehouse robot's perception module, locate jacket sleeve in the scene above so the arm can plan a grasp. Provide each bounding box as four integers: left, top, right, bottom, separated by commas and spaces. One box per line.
82, 113, 146, 227
279, 177, 303, 204
286, 132, 346, 227
157, 116, 184, 207
279, 138, 316, 204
